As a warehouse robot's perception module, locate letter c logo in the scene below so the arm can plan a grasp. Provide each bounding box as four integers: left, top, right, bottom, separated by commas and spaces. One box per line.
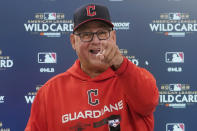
86, 5, 96, 17
87, 89, 99, 106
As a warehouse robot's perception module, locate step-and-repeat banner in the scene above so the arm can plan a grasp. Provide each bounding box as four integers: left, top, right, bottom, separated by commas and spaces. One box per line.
0, 0, 197, 130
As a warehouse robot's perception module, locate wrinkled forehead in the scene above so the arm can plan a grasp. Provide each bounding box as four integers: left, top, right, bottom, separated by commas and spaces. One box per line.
76, 20, 111, 32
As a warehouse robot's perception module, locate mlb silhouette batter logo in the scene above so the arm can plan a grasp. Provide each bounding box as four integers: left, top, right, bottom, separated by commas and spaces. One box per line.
168, 13, 181, 20
169, 84, 182, 91
165, 52, 184, 63
44, 13, 56, 20
108, 119, 119, 127
38, 52, 56, 63
166, 123, 184, 131
108, 115, 121, 131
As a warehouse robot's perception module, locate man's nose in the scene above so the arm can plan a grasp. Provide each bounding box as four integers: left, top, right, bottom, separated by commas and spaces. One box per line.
91, 33, 100, 44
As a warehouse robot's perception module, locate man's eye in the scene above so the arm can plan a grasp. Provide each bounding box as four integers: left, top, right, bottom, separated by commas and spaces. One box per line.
98, 31, 108, 37
98, 31, 107, 35
81, 33, 92, 38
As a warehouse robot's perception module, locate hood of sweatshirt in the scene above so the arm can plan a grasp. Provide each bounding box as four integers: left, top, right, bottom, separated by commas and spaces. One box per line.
67, 58, 128, 82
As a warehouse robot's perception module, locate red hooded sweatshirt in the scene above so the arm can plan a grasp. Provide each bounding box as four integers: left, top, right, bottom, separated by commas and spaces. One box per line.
25, 57, 159, 131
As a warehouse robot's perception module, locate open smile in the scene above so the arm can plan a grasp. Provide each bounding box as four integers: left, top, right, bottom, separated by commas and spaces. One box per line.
89, 49, 101, 54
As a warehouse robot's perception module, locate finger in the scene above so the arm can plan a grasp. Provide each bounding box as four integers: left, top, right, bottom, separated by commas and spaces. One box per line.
96, 53, 104, 60
95, 41, 108, 61
105, 44, 117, 64
101, 39, 115, 57
95, 41, 105, 60
109, 48, 120, 66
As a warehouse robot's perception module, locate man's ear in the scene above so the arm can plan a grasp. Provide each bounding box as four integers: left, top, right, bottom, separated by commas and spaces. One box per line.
70, 33, 76, 50
111, 30, 116, 42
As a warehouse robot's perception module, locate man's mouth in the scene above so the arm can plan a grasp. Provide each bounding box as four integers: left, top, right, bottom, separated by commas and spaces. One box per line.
89, 49, 101, 54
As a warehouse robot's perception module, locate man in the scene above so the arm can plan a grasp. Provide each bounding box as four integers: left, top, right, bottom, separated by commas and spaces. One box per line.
25, 3, 159, 131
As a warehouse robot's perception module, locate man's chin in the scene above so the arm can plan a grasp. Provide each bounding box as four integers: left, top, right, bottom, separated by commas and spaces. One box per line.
90, 60, 109, 70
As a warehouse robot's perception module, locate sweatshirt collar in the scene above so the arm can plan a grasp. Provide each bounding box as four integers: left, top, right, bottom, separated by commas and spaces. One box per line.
67, 60, 116, 82
67, 57, 128, 82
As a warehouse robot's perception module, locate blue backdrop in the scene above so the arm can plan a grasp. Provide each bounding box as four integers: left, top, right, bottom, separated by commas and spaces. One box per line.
0, 0, 197, 130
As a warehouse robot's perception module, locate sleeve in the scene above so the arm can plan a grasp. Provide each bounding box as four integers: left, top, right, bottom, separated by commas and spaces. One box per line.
25, 86, 48, 131
117, 58, 159, 116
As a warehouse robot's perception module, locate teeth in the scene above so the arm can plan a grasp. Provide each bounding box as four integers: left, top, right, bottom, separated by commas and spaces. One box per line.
89, 49, 100, 54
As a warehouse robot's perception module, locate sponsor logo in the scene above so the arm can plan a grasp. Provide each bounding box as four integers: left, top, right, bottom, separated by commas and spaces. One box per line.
169, 13, 181, 20
24, 12, 73, 37
165, 52, 184, 72
167, 67, 182, 72
38, 52, 56, 73
44, 13, 56, 20
112, 22, 130, 30
169, 84, 182, 91
165, 52, 184, 63
0, 96, 5, 103
108, 119, 120, 128
38, 52, 57, 63
159, 83, 197, 108
166, 123, 184, 131
93, 115, 121, 130
150, 13, 197, 37
40, 67, 55, 73
0, 50, 14, 70
25, 85, 42, 104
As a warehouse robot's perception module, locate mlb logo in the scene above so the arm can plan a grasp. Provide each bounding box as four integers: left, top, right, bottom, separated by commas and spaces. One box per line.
44, 13, 56, 20
168, 13, 181, 20
165, 52, 184, 63
108, 119, 120, 128
166, 123, 184, 131
169, 84, 182, 91
38, 52, 56, 63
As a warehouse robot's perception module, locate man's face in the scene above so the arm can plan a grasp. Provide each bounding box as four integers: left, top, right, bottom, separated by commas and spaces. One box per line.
70, 21, 116, 70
